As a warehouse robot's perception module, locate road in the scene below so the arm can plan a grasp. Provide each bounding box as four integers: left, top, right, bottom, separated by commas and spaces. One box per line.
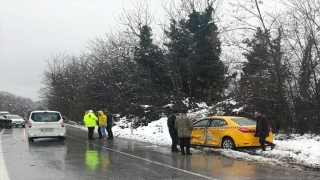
0, 126, 319, 180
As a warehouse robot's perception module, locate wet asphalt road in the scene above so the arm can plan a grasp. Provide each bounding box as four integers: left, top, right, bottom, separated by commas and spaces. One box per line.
0, 126, 320, 180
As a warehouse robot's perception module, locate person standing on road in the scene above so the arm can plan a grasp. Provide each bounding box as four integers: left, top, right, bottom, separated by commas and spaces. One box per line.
254, 111, 276, 151
104, 108, 114, 140
83, 110, 98, 140
167, 109, 180, 153
98, 110, 107, 141
95, 111, 103, 139
175, 110, 193, 155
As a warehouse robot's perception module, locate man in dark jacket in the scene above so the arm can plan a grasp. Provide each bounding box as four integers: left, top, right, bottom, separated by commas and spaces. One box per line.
167, 109, 180, 152
104, 108, 114, 140
254, 111, 276, 151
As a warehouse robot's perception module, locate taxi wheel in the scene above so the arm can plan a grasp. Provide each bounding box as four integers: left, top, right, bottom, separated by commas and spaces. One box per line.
222, 137, 235, 150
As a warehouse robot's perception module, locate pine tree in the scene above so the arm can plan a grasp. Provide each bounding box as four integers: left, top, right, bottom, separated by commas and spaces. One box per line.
184, 6, 226, 103
134, 25, 171, 103
238, 27, 290, 132
164, 19, 192, 101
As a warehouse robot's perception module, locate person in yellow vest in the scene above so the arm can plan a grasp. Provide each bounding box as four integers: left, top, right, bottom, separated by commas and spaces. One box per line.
83, 110, 98, 140
97, 110, 107, 141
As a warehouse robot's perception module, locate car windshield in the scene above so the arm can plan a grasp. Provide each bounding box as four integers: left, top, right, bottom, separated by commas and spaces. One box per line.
230, 118, 256, 126
6, 115, 22, 119
31, 112, 61, 122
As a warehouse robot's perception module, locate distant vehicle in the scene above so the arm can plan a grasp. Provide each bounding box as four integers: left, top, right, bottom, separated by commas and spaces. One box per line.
27, 110, 66, 142
190, 115, 274, 150
0, 115, 12, 129
0, 111, 10, 116
4, 114, 25, 128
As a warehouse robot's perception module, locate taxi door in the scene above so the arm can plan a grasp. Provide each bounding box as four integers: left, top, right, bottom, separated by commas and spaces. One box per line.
206, 119, 227, 147
190, 119, 211, 145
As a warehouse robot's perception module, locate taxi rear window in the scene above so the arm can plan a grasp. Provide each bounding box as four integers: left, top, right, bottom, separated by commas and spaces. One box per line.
230, 118, 256, 126
31, 112, 61, 122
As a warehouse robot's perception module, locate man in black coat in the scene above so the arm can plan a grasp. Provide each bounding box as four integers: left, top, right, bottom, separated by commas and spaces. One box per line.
167, 109, 180, 152
104, 108, 114, 140
254, 111, 276, 151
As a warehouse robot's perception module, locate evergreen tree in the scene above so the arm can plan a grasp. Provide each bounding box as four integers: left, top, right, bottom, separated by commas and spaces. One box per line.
134, 25, 171, 103
238, 27, 289, 132
164, 19, 192, 102
163, 5, 226, 104
184, 6, 226, 103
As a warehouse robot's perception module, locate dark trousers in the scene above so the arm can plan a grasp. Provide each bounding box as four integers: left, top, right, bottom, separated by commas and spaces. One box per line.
97, 126, 102, 138
87, 127, 95, 139
169, 131, 179, 151
259, 133, 274, 151
179, 137, 191, 152
107, 124, 113, 139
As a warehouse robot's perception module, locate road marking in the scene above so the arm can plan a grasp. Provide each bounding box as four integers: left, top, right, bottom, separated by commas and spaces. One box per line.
67, 135, 216, 180
0, 130, 10, 180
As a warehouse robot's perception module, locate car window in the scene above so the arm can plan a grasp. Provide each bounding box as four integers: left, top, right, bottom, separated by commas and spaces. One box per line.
193, 119, 210, 127
0, 116, 6, 119
209, 119, 227, 127
230, 118, 256, 126
5, 115, 22, 119
31, 112, 61, 122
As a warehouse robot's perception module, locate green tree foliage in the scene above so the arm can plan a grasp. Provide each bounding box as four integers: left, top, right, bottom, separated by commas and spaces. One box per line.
164, 19, 192, 104
134, 25, 172, 104
236, 28, 290, 132
187, 6, 226, 103
164, 5, 226, 104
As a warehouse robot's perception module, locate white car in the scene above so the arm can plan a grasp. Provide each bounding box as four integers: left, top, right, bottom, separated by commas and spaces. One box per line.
4, 114, 25, 127
0, 111, 10, 116
27, 110, 66, 142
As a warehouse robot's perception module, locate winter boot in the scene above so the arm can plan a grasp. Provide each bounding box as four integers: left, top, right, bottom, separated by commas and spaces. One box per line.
181, 148, 185, 155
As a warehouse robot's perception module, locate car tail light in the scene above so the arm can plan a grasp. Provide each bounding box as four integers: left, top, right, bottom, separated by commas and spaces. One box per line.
61, 121, 65, 127
238, 127, 255, 133
28, 120, 32, 128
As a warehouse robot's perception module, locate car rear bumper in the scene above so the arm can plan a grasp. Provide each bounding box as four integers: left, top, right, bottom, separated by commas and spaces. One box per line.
28, 130, 66, 138
12, 122, 25, 125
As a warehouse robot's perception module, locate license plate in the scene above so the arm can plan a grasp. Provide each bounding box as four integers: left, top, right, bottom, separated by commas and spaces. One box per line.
41, 128, 53, 132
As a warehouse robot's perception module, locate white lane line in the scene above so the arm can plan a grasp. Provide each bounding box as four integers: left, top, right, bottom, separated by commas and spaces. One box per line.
67, 135, 216, 180
0, 130, 10, 180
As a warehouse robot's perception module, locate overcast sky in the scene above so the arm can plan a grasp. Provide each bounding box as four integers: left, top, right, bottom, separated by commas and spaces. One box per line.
0, 0, 164, 101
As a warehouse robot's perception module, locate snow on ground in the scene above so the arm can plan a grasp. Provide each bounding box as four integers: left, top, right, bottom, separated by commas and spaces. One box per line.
68, 118, 320, 170
69, 100, 319, 170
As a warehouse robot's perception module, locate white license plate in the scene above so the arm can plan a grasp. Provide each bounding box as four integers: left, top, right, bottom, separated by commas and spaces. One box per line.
41, 128, 53, 132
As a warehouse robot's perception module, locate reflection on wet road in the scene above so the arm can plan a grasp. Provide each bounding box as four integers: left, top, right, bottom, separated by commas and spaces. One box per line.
1, 126, 319, 180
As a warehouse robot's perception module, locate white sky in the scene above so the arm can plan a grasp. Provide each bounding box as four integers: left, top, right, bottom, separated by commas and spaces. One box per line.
0, 0, 285, 101
0, 0, 165, 101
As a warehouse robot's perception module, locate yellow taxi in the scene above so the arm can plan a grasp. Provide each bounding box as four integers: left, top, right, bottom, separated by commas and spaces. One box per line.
190, 116, 274, 149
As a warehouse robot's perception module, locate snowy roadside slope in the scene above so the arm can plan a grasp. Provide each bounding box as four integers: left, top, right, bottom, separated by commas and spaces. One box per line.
68, 120, 320, 170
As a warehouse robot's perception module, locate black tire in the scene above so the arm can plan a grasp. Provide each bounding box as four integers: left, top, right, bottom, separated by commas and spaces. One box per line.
22, 125, 25, 128
59, 137, 66, 141
222, 137, 235, 150
16, 125, 18, 127
28, 137, 34, 142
